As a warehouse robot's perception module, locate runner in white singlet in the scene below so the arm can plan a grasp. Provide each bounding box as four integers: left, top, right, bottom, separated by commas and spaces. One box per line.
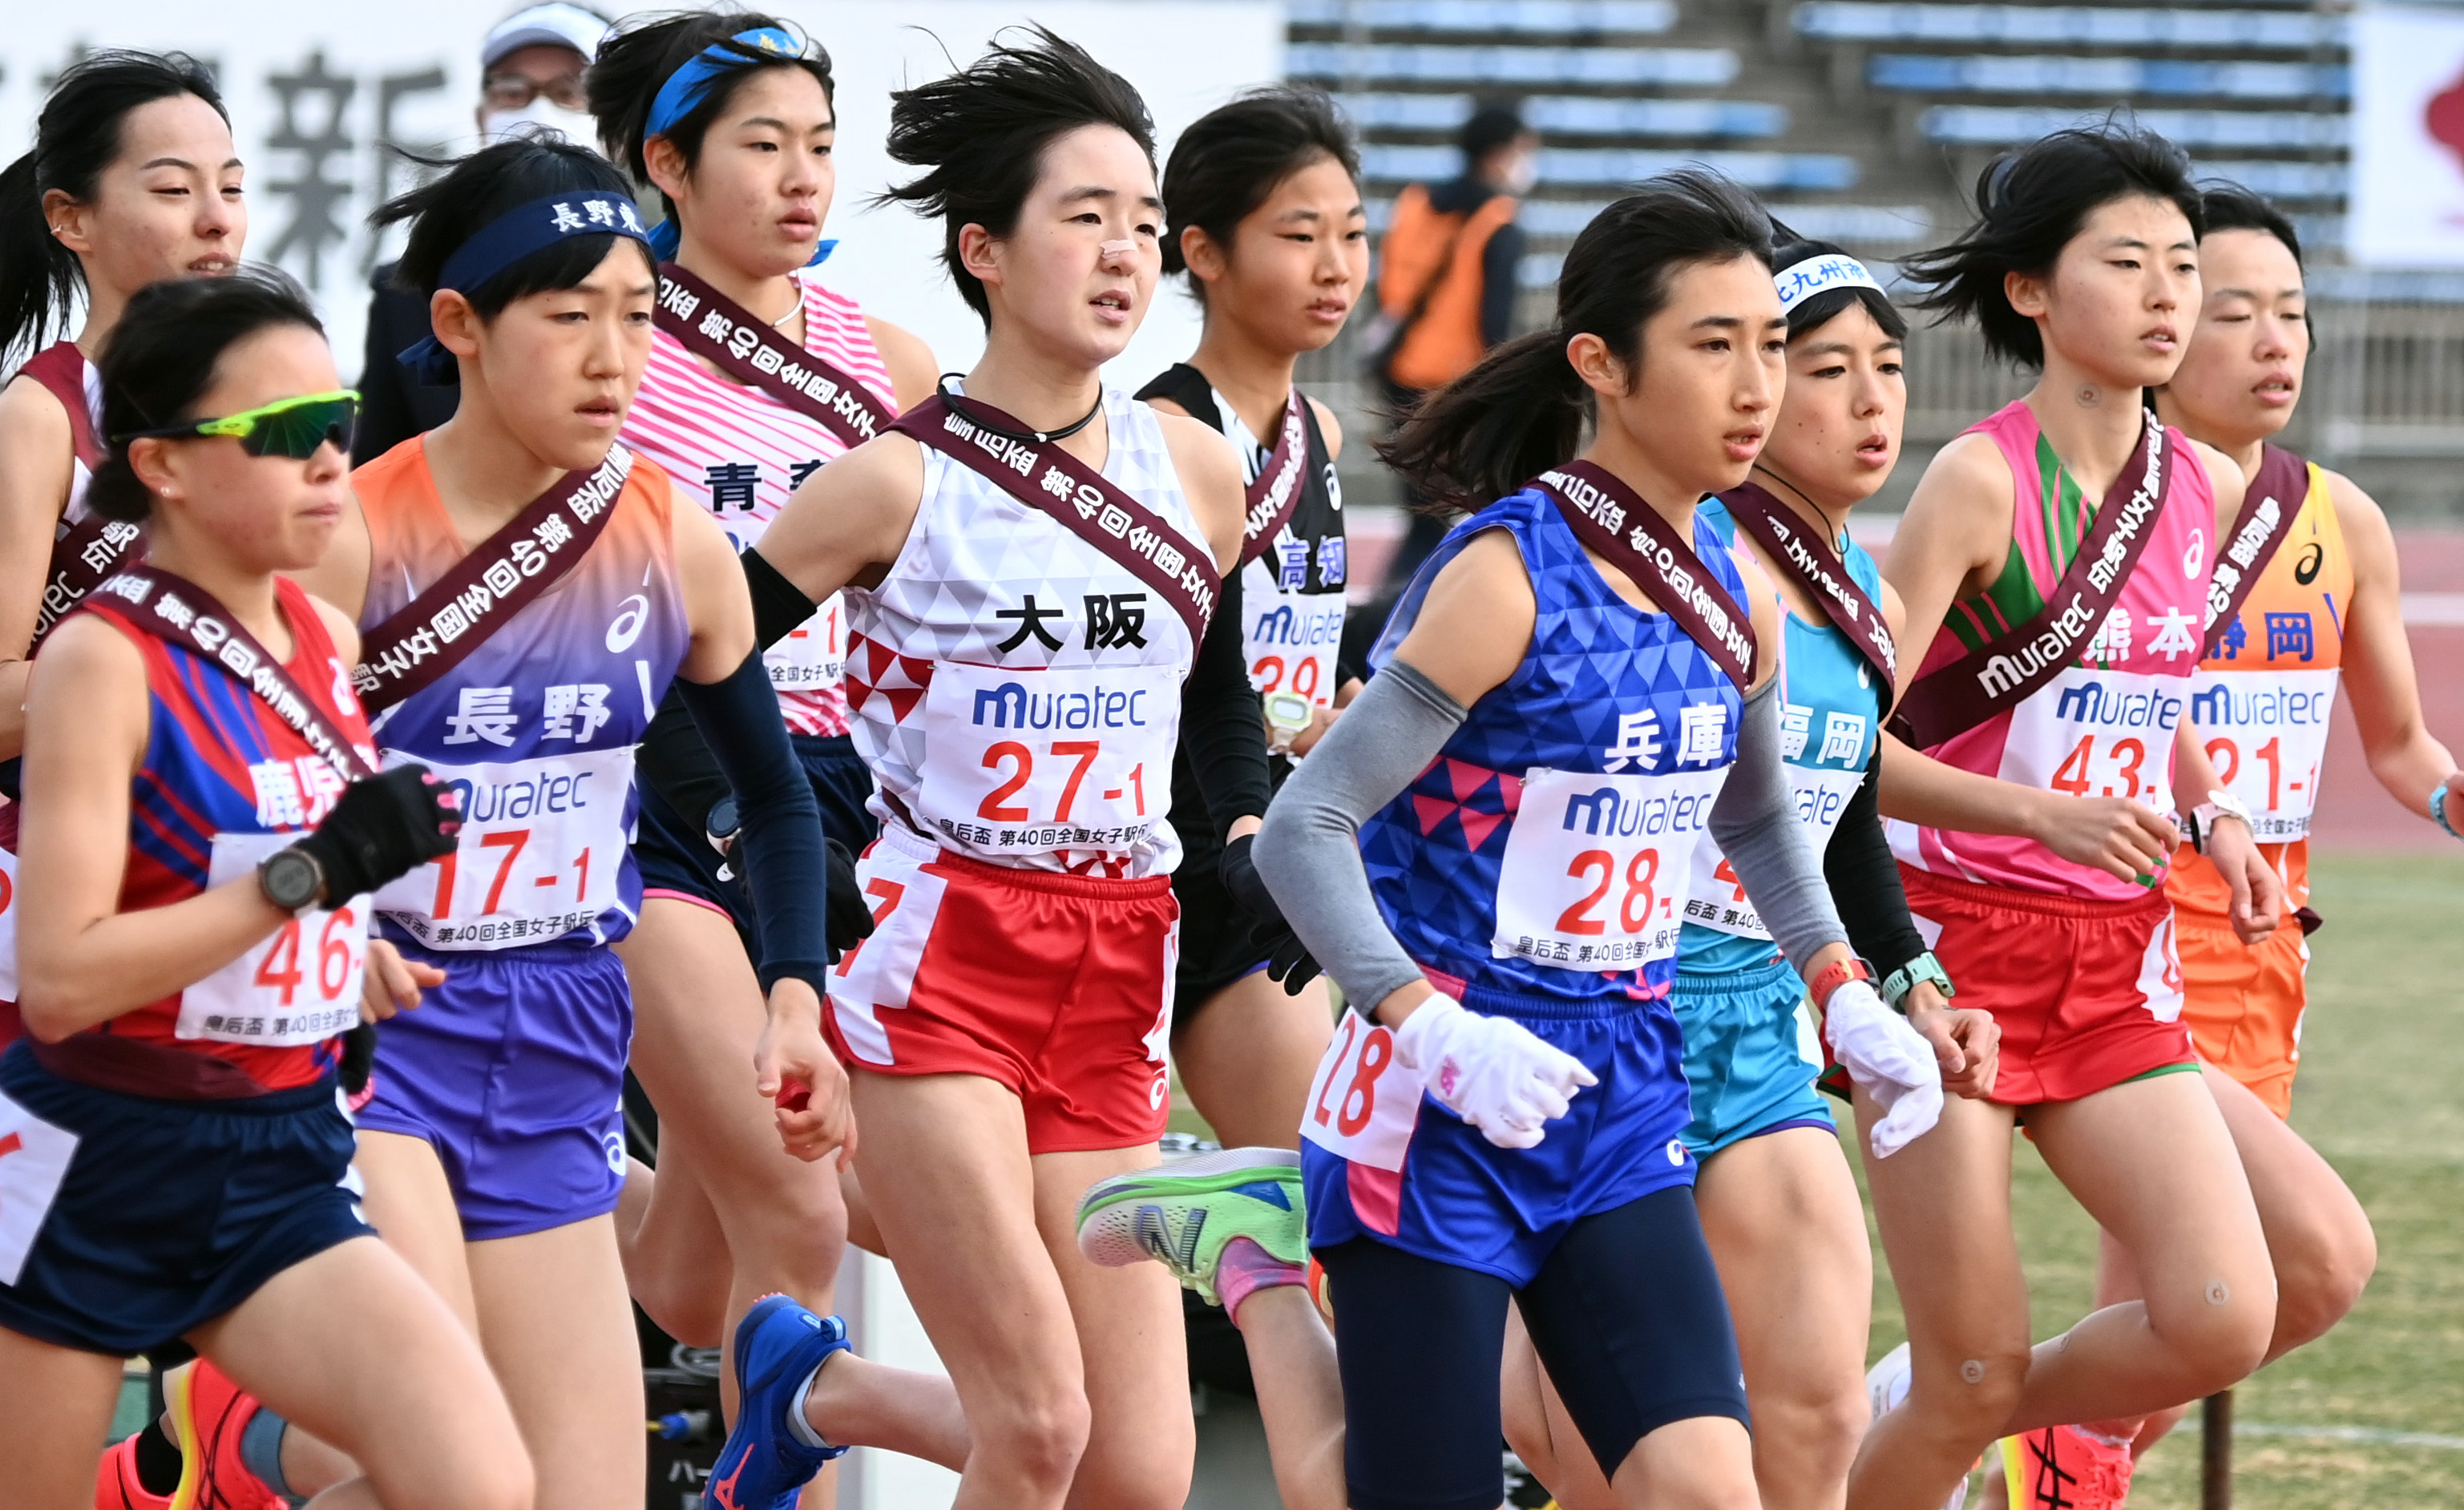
705, 31, 1249, 1509
580, 15, 943, 1443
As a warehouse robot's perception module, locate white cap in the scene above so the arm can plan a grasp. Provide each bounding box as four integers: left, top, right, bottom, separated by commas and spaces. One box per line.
483, 3, 612, 68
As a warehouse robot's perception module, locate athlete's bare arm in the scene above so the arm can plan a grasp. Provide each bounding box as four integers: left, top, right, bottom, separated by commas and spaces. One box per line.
671, 498, 758, 683
289, 489, 374, 623
0, 376, 77, 760
14, 615, 297, 1036
2325, 468, 2464, 822
754, 430, 927, 604
1307, 395, 1344, 462
1392, 528, 1536, 713
1880, 430, 2015, 672
863, 315, 939, 412
1155, 408, 1248, 574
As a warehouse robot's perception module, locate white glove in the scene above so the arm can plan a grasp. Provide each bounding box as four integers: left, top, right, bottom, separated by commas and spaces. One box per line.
1822, 978, 1944, 1158
1392, 993, 1598, 1150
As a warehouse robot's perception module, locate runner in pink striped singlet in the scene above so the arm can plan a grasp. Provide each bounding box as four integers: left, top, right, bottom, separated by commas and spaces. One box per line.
581, 13, 950, 1448
1848, 125, 2284, 1510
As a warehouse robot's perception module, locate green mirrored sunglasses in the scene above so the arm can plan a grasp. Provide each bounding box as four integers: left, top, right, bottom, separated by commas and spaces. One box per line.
116, 390, 361, 460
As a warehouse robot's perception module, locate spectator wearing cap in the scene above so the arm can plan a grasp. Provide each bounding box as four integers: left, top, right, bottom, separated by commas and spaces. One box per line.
353, 2, 612, 462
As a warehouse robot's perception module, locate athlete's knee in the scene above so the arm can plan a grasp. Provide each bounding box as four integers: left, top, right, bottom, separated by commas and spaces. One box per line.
625, 1267, 725, 1350
2269, 1208, 2375, 1352
2151, 1270, 2276, 1387
1903, 1343, 2030, 1445
970, 1380, 1091, 1492
1067, 1435, 1194, 1510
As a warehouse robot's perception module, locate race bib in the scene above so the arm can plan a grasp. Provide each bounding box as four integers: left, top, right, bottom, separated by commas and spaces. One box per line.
180, 832, 368, 1047
765, 591, 848, 692
1682, 764, 1865, 938
914, 661, 1179, 856
0, 841, 17, 1002
1493, 765, 1727, 971
2187, 668, 2338, 838
374, 748, 634, 949
1245, 589, 1347, 709
0, 1085, 78, 1285
1299, 1008, 1423, 1172
2001, 668, 2185, 810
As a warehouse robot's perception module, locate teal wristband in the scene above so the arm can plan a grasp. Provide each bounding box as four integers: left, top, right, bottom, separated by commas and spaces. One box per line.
2434, 783, 2461, 842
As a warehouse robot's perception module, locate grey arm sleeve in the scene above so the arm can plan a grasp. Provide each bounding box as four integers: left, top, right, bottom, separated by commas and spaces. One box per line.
1707, 679, 1851, 967
1254, 660, 1468, 1011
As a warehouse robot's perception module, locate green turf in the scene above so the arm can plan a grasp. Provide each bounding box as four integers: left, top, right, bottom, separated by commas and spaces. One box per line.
1858, 851, 2464, 1509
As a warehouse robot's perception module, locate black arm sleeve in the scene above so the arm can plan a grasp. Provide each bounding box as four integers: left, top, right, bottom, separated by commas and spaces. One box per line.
743, 546, 823, 652
1478, 220, 1525, 349
1824, 749, 1928, 979
1180, 568, 1272, 842
674, 652, 829, 994
635, 686, 729, 840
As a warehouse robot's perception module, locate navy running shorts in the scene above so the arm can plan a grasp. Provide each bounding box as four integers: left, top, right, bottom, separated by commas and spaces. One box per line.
634, 732, 879, 953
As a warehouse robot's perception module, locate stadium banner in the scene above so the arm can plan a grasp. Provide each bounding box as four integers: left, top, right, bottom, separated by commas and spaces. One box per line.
2350, 3, 2464, 267
0, 2, 1282, 389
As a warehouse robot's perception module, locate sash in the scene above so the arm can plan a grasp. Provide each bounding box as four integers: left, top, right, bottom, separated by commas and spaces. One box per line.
350, 446, 632, 713
888, 394, 1219, 648
20, 342, 140, 648
1720, 482, 1896, 696
19, 342, 102, 470
79, 567, 376, 784
654, 262, 894, 450
2200, 442, 2312, 654
1527, 460, 1757, 691
1890, 410, 2171, 749
1238, 390, 1312, 567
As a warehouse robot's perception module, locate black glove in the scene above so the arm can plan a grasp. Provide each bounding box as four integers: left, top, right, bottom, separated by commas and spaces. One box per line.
296, 764, 461, 902
825, 838, 874, 963
339, 1022, 378, 1096
1219, 833, 1322, 995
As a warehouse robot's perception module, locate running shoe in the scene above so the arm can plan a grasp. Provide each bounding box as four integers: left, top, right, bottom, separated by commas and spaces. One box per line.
1074, 1146, 1303, 1307
93, 1436, 172, 1510
1305, 1252, 1335, 1326
163, 1361, 279, 1510
704, 1293, 851, 1510
1998, 1424, 2133, 1510
1864, 1343, 1970, 1510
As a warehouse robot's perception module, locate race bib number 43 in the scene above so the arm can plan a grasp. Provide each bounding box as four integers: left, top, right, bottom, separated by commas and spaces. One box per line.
182, 831, 368, 1046
2001, 668, 2184, 807
1493, 766, 1727, 971
915, 661, 1179, 856
374, 749, 634, 949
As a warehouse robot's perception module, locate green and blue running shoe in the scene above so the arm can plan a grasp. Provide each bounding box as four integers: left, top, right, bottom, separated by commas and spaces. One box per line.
1075, 1146, 1304, 1306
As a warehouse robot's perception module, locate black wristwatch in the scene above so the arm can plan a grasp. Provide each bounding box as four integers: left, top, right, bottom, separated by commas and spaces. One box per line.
257, 846, 326, 914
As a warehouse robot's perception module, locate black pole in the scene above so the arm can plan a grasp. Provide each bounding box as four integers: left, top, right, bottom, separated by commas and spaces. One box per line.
2201, 1388, 2234, 1510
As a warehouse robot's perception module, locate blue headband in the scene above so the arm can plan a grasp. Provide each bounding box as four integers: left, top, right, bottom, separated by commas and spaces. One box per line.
398, 190, 655, 384
638, 26, 833, 268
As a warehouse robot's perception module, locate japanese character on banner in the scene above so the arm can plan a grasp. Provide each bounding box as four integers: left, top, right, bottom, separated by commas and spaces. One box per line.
482, 559, 522, 598
1097, 504, 1133, 539
264, 50, 357, 289
153, 592, 196, 630
1038, 466, 1072, 499
535, 515, 574, 551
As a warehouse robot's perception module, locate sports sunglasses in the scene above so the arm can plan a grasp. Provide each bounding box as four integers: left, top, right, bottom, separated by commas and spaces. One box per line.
115, 390, 361, 460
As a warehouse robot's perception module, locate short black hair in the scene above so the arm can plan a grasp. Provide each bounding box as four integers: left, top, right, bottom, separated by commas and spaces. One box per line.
1901, 122, 2203, 368
2196, 184, 2301, 267
87, 268, 326, 523
587, 11, 834, 231
0, 50, 228, 366
1160, 85, 1360, 291
876, 26, 1156, 325
371, 135, 651, 317
1767, 227, 1909, 344
1460, 101, 1529, 163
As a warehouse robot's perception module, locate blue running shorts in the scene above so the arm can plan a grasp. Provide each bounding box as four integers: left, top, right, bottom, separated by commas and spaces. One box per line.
634, 732, 878, 951
0, 1043, 371, 1356
357, 941, 631, 1239
1673, 956, 1834, 1159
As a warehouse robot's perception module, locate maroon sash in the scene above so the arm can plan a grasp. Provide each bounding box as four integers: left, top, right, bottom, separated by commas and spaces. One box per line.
350, 446, 632, 713
654, 262, 895, 450
888, 394, 1220, 647
19, 342, 102, 470
18, 342, 142, 648
1527, 460, 1757, 691
80, 567, 377, 783
1890, 410, 2172, 749
2201, 442, 2312, 654
1238, 390, 1311, 567
1719, 482, 1896, 696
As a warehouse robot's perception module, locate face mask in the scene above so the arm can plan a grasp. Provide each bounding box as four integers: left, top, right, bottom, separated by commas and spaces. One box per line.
481, 99, 599, 148
1501, 150, 1540, 196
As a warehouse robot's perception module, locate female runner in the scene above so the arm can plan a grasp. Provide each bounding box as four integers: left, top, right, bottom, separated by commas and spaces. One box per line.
0, 50, 244, 1045
1854, 125, 2283, 1510
1250, 171, 1943, 1510
581, 12, 939, 1408
707, 30, 1260, 1508
1069, 83, 1366, 1510
0, 269, 527, 1510
2051, 184, 2449, 1476
1498, 235, 2003, 1510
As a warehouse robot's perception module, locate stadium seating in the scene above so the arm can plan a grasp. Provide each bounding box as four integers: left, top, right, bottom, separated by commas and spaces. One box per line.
1794, 4, 2347, 51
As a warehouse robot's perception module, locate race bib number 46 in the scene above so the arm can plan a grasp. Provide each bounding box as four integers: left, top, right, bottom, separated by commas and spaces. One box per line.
374, 749, 634, 949
915, 661, 1179, 856
1299, 1009, 1424, 1171
2187, 668, 2337, 838
181, 831, 368, 1046
1493, 766, 1727, 971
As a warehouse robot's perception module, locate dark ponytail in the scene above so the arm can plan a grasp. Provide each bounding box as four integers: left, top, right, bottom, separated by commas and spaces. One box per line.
0, 50, 227, 369
1380, 168, 1773, 512
87, 268, 325, 523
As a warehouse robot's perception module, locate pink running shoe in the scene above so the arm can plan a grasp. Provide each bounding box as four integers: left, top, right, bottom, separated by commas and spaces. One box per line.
1999, 1423, 2135, 1510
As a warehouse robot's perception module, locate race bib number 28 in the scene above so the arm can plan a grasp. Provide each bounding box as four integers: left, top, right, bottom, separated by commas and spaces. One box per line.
1299, 1009, 1424, 1172
1492, 765, 1725, 971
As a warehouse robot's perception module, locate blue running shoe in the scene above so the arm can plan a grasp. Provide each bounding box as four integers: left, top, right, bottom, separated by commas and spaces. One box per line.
704, 1293, 851, 1510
